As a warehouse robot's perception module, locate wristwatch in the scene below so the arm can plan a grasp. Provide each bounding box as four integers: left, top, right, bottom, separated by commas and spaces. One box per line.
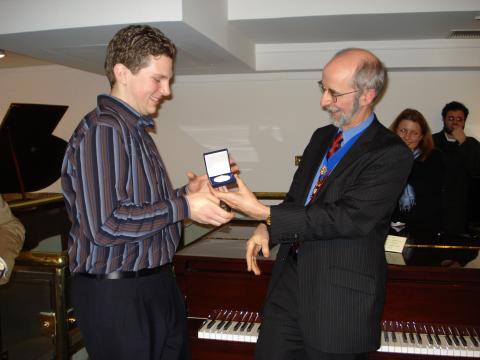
264, 215, 271, 226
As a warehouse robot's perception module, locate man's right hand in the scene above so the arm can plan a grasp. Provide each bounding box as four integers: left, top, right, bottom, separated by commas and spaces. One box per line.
246, 223, 270, 275
186, 192, 234, 226
451, 127, 467, 144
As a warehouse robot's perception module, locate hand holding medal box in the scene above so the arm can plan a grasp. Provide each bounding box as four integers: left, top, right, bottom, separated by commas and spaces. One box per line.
203, 148, 237, 188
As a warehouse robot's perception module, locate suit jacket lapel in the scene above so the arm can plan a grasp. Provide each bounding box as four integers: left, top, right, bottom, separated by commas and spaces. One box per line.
313, 118, 382, 199
299, 126, 338, 204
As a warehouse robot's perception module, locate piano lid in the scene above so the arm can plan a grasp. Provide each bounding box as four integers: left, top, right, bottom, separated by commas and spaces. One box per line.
0, 103, 68, 194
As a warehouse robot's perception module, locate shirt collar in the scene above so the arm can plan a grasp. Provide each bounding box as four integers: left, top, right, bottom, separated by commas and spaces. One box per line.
99, 94, 155, 129
341, 112, 375, 143
443, 131, 457, 143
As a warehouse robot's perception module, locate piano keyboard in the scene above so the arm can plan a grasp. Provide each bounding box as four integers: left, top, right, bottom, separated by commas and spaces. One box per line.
197, 310, 480, 357
197, 309, 261, 343
379, 320, 480, 358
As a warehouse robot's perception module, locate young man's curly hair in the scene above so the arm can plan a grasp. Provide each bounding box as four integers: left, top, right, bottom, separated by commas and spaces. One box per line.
104, 25, 176, 88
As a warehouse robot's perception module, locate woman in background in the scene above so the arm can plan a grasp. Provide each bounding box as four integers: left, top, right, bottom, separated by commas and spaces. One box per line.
390, 108, 444, 236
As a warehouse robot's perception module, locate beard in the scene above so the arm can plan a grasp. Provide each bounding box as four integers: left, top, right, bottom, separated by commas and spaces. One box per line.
325, 94, 360, 128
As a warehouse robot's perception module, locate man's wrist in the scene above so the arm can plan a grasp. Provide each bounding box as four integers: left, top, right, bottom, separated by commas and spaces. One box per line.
262, 206, 271, 226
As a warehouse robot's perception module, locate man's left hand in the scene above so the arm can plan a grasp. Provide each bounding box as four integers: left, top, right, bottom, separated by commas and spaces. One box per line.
186, 171, 209, 193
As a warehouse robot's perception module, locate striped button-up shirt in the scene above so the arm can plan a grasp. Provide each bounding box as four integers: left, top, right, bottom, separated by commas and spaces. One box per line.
61, 95, 189, 274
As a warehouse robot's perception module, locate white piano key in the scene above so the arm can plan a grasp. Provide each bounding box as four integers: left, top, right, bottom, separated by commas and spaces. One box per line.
197, 319, 211, 339
248, 322, 261, 343
201, 319, 216, 339
437, 334, 454, 356
418, 333, 434, 355
237, 320, 251, 343
378, 331, 390, 353
223, 320, 238, 341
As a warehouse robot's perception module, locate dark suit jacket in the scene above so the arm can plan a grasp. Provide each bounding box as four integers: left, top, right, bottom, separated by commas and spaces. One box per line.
391, 149, 444, 235
268, 117, 412, 353
432, 131, 480, 234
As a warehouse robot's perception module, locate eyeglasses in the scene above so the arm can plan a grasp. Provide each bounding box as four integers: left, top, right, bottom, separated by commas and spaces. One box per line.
446, 116, 465, 122
397, 128, 422, 138
317, 80, 359, 103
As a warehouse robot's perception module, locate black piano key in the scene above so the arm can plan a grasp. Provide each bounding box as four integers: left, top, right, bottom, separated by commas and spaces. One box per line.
471, 336, 480, 347
426, 333, 433, 346
451, 334, 460, 346
468, 330, 479, 347
240, 321, 249, 332
453, 327, 467, 347
445, 333, 453, 346
434, 333, 441, 346
247, 321, 255, 332
391, 331, 397, 343
216, 320, 225, 329
223, 321, 232, 331
383, 331, 389, 342
234, 311, 248, 331
408, 332, 415, 344
218, 310, 234, 330
415, 332, 422, 345
412, 323, 422, 345
206, 320, 216, 329
447, 326, 460, 346
402, 331, 408, 343
471, 328, 480, 347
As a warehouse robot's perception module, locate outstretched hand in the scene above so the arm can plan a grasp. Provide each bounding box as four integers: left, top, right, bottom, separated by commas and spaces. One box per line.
186, 192, 234, 226
186, 171, 209, 193
211, 175, 269, 221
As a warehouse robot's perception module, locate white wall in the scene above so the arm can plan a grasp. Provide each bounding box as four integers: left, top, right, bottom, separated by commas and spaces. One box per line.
1, 65, 479, 193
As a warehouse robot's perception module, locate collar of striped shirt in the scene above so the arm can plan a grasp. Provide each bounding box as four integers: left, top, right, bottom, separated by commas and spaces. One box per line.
99, 94, 155, 129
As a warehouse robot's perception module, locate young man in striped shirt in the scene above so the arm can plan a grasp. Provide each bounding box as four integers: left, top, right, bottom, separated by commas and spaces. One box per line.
61, 25, 233, 360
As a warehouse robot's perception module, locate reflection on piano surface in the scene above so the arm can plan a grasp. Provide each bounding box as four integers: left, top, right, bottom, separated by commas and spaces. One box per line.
174, 221, 480, 360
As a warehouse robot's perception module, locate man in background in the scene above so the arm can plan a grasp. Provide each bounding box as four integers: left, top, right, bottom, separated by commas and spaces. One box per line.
214, 48, 412, 359
0, 195, 25, 285
61, 25, 233, 360
433, 101, 480, 235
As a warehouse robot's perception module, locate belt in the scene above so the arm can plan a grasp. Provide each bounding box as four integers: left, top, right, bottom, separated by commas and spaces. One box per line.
75, 263, 172, 280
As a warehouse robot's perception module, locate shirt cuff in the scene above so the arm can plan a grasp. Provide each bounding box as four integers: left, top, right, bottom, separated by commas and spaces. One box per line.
169, 196, 190, 223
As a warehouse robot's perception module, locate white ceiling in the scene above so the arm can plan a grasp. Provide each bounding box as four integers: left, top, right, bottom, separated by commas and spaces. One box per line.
0, 0, 479, 75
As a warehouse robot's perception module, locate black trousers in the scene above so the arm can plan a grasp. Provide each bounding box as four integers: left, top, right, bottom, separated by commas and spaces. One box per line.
71, 269, 190, 360
255, 254, 367, 360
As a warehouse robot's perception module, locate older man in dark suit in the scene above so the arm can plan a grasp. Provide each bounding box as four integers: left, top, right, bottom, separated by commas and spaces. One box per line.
214, 48, 412, 360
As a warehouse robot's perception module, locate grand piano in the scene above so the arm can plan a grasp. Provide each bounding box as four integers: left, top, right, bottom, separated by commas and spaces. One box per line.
0, 103, 78, 360
174, 220, 480, 360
